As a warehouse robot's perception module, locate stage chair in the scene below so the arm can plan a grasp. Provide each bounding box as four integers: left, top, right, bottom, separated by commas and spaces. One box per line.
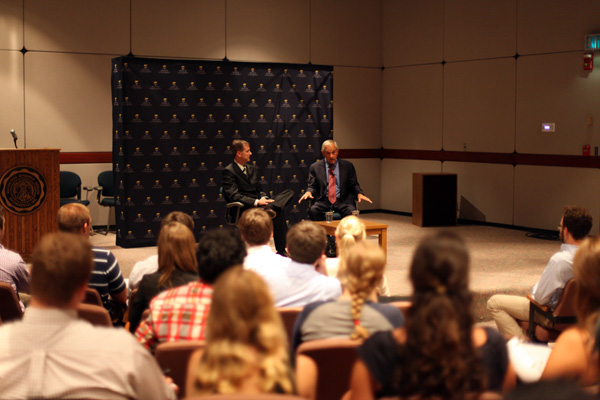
83, 287, 103, 307
59, 171, 91, 207
76, 303, 112, 327
93, 170, 115, 235
221, 187, 244, 225
0, 282, 23, 323
154, 340, 204, 399
517, 278, 577, 343
277, 306, 303, 348
296, 338, 361, 400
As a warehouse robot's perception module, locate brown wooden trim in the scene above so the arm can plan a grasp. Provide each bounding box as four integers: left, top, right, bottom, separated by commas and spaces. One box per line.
346, 149, 600, 169
60, 152, 112, 164
59, 149, 600, 169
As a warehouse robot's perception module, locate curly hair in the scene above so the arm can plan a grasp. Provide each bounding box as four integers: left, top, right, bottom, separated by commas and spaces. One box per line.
394, 231, 486, 400
573, 235, 600, 334
196, 228, 246, 284
192, 268, 294, 395
344, 241, 386, 340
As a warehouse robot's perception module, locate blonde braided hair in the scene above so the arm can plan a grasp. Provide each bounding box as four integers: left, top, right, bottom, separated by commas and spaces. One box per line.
335, 216, 366, 285
344, 241, 386, 340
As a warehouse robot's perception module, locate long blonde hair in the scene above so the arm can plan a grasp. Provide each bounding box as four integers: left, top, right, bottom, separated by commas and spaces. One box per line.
157, 222, 198, 289
344, 241, 386, 340
193, 268, 294, 394
335, 216, 366, 283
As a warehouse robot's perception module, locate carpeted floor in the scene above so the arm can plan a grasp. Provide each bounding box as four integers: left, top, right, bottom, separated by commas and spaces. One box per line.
90, 212, 560, 322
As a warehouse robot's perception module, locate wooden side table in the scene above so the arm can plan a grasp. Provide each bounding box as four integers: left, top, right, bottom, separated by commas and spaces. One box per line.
314, 219, 388, 256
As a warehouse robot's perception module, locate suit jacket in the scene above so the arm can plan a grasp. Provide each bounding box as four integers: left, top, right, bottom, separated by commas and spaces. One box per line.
222, 162, 266, 208
306, 159, 363, 204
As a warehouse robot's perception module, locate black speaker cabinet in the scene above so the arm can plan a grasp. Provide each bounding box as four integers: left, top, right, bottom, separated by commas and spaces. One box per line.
412, 173, 457, 227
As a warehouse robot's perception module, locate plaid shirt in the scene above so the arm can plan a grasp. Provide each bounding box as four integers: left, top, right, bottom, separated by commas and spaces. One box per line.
134, 281, 212, 352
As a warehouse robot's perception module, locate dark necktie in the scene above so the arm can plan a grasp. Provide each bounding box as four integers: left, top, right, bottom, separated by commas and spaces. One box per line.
243, 166, 248, 177
328, 164, 336, 204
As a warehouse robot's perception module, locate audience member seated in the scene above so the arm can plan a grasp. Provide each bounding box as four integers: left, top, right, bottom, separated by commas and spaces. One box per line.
347, 231, 514, 400
539, 235, 600, 386
128, 221, 198, 333
325, 215, 390, 296
57, 203, 127, 322
488, 206, 592, 339
187, 268, 294, 396
292, 241, 403, 357
129, 211, 195, 291
240, 208, 290, 272
0, 232, 175, 399
0, 207, 30, 311
135, 228, 246, 352
256, 221, 341, 307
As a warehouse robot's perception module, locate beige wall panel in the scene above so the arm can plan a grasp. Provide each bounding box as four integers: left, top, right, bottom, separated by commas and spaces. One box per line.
60, 163, 114, 227
346, 158, 380, 210
516, 53, 600, 155
382, 65, 443, 150
514, 165, 600, 234
25, 52, 113, 152
444, 0, 516, 62
311, 0, 381, 67
382, 0, 443, 67
132, 0, 225, 59
443, 58, 515, 153
518, 0, 600, 55
380, 159, 442, 212
333, 67, 381, 149
24, 0, 129, 54
227, 0, 310, 63
0, 51, 24, 148
0, 1, 23, 50
442, 162, 514, 225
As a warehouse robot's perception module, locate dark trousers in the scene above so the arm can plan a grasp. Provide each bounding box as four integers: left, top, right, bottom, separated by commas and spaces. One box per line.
265, 189, 294, 254
308, 198, 356, 221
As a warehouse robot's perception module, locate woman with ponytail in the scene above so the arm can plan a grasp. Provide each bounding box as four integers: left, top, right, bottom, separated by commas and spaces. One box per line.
347, 231, 514, 400
291, 241, 404, 356
326, 215, 390, 295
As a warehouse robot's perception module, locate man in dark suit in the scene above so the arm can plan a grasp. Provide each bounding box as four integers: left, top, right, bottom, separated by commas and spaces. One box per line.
222, 140, 293, 256
298, 139, 372, 220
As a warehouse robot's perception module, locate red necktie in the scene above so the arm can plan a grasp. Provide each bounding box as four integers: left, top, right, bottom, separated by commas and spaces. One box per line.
328, 164, 336, 204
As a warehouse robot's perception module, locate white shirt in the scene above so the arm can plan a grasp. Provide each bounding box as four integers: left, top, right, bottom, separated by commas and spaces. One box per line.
129, 254, 159, 290
0, 307, 175, 400
531, 243, 578, 308
244, 245, 289, 272
253, 256, 342, 307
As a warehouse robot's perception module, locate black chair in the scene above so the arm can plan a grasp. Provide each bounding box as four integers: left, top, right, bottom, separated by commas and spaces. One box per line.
59, 171, 91, 207
220, 187, 244, 225
93, 171, 115, 235
0, 282, 23, 323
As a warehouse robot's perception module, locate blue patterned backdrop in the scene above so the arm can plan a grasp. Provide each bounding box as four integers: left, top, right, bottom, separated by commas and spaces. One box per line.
112, 56, 333, 248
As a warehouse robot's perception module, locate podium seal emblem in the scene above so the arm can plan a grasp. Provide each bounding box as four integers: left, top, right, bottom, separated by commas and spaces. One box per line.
0, 166, 47, 215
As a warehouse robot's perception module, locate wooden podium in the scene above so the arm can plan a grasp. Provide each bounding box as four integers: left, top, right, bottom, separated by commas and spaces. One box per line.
0, 149, 60, 259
